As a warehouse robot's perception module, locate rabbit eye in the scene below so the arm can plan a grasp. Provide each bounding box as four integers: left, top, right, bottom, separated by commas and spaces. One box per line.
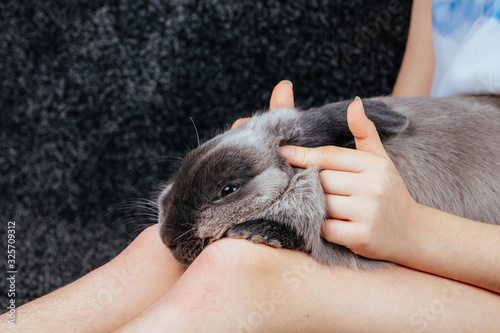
220, 184, 240, 198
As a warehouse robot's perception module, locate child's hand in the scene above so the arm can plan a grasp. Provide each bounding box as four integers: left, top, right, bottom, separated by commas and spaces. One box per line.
231, 80, 294, 129
280, 98, 420, 261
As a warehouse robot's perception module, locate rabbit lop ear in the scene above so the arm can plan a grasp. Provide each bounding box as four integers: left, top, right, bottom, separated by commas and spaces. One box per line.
281, 100, 409, 149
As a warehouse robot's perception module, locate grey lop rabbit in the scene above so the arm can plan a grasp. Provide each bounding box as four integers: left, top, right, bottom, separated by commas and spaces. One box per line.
158, 95, 500, 269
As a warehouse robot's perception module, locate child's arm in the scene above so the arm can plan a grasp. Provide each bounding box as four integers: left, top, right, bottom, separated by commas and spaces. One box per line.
392, 0, 435, 97
281, 99, 500, 294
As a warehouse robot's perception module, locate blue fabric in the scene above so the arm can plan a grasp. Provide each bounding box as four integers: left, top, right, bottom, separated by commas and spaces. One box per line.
431, 0, 500, 96
433, 0, 500, 36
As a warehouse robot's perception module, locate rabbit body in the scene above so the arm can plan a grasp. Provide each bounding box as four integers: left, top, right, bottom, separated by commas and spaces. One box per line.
158, 95, 500, 269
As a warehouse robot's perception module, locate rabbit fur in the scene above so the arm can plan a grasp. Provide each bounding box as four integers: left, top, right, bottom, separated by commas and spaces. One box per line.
158, 95, 500, 269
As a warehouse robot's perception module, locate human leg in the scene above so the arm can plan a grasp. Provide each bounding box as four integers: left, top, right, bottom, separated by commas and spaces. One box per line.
0, 225, 185, 332
117, 237, 500, 332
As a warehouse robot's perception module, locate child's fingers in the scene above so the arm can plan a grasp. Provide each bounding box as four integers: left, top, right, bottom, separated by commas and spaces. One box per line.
347, 97, 390, 159
324, 194, 355, 220
280, 145, 375, 173
231, 117, 251, 129
232, 80, 294, 129
319, 170, 362, 196
321, 218, 356, 247
269, 80, 294, 110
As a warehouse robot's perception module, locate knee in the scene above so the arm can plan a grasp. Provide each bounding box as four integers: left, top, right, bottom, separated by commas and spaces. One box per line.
189, 237, 279, 290
159, 238, 322, 330
197, 237, 276, 274
191, 237, 316, 288
164, 238, 281, 310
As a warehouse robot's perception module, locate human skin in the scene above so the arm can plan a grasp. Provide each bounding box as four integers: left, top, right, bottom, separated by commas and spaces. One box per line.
280, 99, 500, 294
114, 85, 500, 331
0, 81, 291, 333
2, 2, 499, 328
392, 0, 435, 97
2, 83, 500, 332
275, 0, 500, 293
0, 225, 185, 332
115, 238, 500, 332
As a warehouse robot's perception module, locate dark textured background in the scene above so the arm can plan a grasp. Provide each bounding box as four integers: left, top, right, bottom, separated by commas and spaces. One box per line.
0, 0, 411, 306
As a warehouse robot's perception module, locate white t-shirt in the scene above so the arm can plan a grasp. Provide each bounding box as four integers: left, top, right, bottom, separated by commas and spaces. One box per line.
431, 0, 500, 97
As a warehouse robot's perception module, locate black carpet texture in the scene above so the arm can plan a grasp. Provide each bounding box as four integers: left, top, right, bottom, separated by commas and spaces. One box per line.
0, 0, 411, 306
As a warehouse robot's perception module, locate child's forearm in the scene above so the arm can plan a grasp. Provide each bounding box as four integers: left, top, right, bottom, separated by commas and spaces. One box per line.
392, 203, 500, 294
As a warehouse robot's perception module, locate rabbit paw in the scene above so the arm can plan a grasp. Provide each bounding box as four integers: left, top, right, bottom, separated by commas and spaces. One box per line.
226, 219, 305, 250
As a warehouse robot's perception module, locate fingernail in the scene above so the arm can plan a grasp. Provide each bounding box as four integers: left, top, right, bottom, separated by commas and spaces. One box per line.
279, 80, 293, 89
279, 146, 295, 159
354, 96, 363, 107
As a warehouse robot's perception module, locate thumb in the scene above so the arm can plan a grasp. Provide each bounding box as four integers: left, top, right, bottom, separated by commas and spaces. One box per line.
347, 97, 389, 158
269, 80, 294, 110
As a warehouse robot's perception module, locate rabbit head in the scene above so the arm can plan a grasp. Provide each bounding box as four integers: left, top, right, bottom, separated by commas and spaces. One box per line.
158, 101, 408, 266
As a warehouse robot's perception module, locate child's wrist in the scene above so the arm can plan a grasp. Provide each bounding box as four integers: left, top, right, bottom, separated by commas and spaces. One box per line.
388, 201, 428, 265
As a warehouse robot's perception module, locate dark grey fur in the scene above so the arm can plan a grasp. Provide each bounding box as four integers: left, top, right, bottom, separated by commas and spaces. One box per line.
158, 95, 500, 269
